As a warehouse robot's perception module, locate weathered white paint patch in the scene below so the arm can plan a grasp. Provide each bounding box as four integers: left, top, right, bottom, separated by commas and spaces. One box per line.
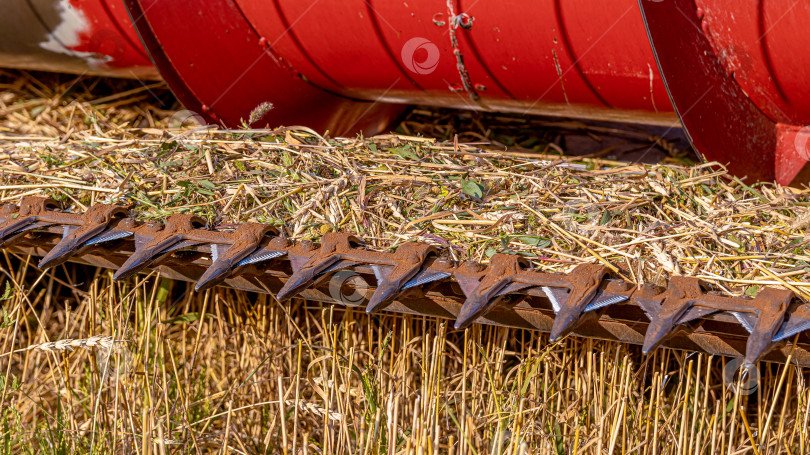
39, 0, 109, 65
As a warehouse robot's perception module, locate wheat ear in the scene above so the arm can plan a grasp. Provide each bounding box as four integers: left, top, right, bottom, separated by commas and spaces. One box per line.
0, 335, 128, 358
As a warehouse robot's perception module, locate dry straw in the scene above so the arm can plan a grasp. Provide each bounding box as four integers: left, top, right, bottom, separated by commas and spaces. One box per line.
3, 69, 810, 454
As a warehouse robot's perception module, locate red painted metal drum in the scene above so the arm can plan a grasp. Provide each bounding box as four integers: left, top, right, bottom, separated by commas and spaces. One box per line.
122, 0, 677, 136
639, 0, 810, 185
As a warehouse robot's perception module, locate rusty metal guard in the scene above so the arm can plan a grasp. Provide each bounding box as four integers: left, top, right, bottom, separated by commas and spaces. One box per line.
3, 197, 810, 366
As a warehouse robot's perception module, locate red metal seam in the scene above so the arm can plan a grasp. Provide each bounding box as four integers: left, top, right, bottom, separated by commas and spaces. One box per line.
96, 0, 151, 63
454, 0, 517, 101
552, 0, 613, 108
263, 0, 348, 91
122, 0, 208, 120
756, 2, 790, 104
363, 0, 429, 92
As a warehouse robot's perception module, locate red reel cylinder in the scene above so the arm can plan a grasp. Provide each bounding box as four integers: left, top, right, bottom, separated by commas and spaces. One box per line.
123, 0, 676, 136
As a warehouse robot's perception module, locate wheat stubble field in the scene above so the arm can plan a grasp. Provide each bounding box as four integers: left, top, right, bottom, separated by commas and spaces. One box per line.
0, 69, 809, 454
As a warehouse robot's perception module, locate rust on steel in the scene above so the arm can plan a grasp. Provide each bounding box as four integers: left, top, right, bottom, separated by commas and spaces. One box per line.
3, 197, 810, 367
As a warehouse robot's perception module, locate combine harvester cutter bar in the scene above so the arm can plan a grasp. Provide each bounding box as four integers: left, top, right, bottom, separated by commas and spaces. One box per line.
2, 197, 810, 367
